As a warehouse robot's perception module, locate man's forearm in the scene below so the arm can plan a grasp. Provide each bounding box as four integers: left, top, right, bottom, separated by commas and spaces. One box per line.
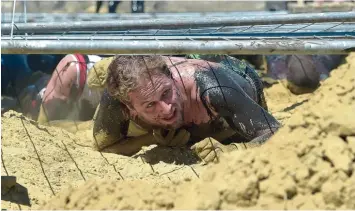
251, 128, 279, 145
99, 133, 157, 156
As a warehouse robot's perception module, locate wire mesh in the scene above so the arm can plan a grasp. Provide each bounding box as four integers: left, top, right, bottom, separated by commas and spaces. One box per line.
2, 11, 355, 54
1, 1, 353, 194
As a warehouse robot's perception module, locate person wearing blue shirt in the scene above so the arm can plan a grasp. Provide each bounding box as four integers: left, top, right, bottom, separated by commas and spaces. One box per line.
1, 54, 33, 96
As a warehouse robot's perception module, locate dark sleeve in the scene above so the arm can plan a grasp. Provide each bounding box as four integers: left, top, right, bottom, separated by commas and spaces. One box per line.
197, 66, 280, 145
92, 89, 129, 150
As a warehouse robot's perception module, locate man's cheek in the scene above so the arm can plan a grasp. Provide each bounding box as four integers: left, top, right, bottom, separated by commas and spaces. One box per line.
145, 113, 160, 123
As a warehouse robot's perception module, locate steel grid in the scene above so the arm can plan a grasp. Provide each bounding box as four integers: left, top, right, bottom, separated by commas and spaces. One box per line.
2, 5, 355, 55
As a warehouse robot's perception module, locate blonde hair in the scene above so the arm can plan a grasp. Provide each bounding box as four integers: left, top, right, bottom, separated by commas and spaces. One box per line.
106, 55, 170, 104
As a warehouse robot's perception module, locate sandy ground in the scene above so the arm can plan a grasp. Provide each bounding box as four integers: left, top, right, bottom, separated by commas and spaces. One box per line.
1, 53, 354, 209
2, 1, 354, 210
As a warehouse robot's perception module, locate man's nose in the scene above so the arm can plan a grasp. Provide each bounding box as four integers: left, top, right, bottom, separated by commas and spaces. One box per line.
158, 101, 172, 114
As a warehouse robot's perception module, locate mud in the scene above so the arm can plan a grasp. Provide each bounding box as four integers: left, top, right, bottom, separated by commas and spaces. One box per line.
37, 53, 355, 210
2, 53, 354, 209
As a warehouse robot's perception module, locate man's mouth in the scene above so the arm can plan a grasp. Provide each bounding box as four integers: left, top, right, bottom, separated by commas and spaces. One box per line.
162, 110, 177, 121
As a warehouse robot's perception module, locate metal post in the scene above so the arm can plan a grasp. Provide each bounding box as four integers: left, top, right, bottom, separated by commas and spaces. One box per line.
23, 0, 27, 38
10, 0, 17, 39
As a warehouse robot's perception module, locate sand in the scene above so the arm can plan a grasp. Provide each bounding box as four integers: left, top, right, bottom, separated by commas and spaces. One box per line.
2, 53, 354, 210
1, 113, 203, 209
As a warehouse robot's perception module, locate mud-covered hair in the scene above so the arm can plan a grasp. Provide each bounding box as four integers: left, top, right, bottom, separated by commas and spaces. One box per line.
106, 55, 170, 104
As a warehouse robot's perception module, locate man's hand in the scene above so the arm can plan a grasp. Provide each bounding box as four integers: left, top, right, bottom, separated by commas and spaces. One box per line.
153, 128, 190, 147
191, 137, 230, 164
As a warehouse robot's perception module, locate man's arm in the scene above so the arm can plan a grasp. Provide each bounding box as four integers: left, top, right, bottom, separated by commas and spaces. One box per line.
198, 65, 280, 145
93, 90, 129, 150
93, 90, 157, 155
98, 133, 156, 156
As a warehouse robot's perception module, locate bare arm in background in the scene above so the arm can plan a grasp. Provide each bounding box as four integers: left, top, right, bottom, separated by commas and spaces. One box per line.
38, 55, 78, 124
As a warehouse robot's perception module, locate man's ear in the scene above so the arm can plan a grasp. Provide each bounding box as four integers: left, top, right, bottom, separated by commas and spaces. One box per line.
125, 103, 138, 116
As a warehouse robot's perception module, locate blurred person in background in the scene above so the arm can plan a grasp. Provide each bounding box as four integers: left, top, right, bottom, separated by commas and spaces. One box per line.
1, 54, 33, 96
27, 54, 65, 75
96, 0, 121, 13
2, 54, 66, 116
265, 55, 345, 94
36, 54, 107, 124
131, 0, 144, 13
16, 72, 51, 120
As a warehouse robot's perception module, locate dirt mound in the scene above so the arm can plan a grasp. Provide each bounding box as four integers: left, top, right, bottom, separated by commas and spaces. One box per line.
1, 113, 203, 209
263, 81, 311, 124
41, 53, 355, 210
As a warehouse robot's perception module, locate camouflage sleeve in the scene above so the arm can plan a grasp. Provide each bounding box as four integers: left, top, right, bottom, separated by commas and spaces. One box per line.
92, 89, 129, 151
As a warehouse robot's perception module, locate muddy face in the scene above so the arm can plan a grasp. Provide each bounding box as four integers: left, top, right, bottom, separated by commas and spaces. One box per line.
127, 73, 184, 129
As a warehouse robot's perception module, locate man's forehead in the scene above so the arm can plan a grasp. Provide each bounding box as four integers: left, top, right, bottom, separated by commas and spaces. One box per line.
139, 74, 170, 89
130, 75, 170, 101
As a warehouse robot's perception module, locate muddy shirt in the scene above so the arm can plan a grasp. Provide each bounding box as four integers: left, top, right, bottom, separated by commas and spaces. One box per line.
93, 56, 279, 148
184, 56, 278, 144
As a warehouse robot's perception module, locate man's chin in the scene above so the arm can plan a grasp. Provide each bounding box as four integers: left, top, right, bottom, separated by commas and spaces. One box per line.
160, 121, 180, 130
159, 120, 183, 130
142, 115, 183, 130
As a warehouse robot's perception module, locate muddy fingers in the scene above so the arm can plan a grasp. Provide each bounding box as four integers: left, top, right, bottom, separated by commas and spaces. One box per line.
169, 129, 191, 147
191, 137, 227, 164
153, 128, 191, 147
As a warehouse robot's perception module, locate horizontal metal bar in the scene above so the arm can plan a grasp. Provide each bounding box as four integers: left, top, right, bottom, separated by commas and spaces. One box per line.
2, 12, 355, 34
4, 23, 355, 35
5, 23, 353, 37
1, 11, 290, 22
2, 35, 353, 41
2, 39, 354, 55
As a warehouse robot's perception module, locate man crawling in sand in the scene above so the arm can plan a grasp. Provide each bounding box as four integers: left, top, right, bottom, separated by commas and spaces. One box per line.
93, 55, 280, 163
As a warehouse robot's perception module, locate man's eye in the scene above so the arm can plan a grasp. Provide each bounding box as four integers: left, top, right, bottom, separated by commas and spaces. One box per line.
162, 89, 171, 97
146, 102, 155, 108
